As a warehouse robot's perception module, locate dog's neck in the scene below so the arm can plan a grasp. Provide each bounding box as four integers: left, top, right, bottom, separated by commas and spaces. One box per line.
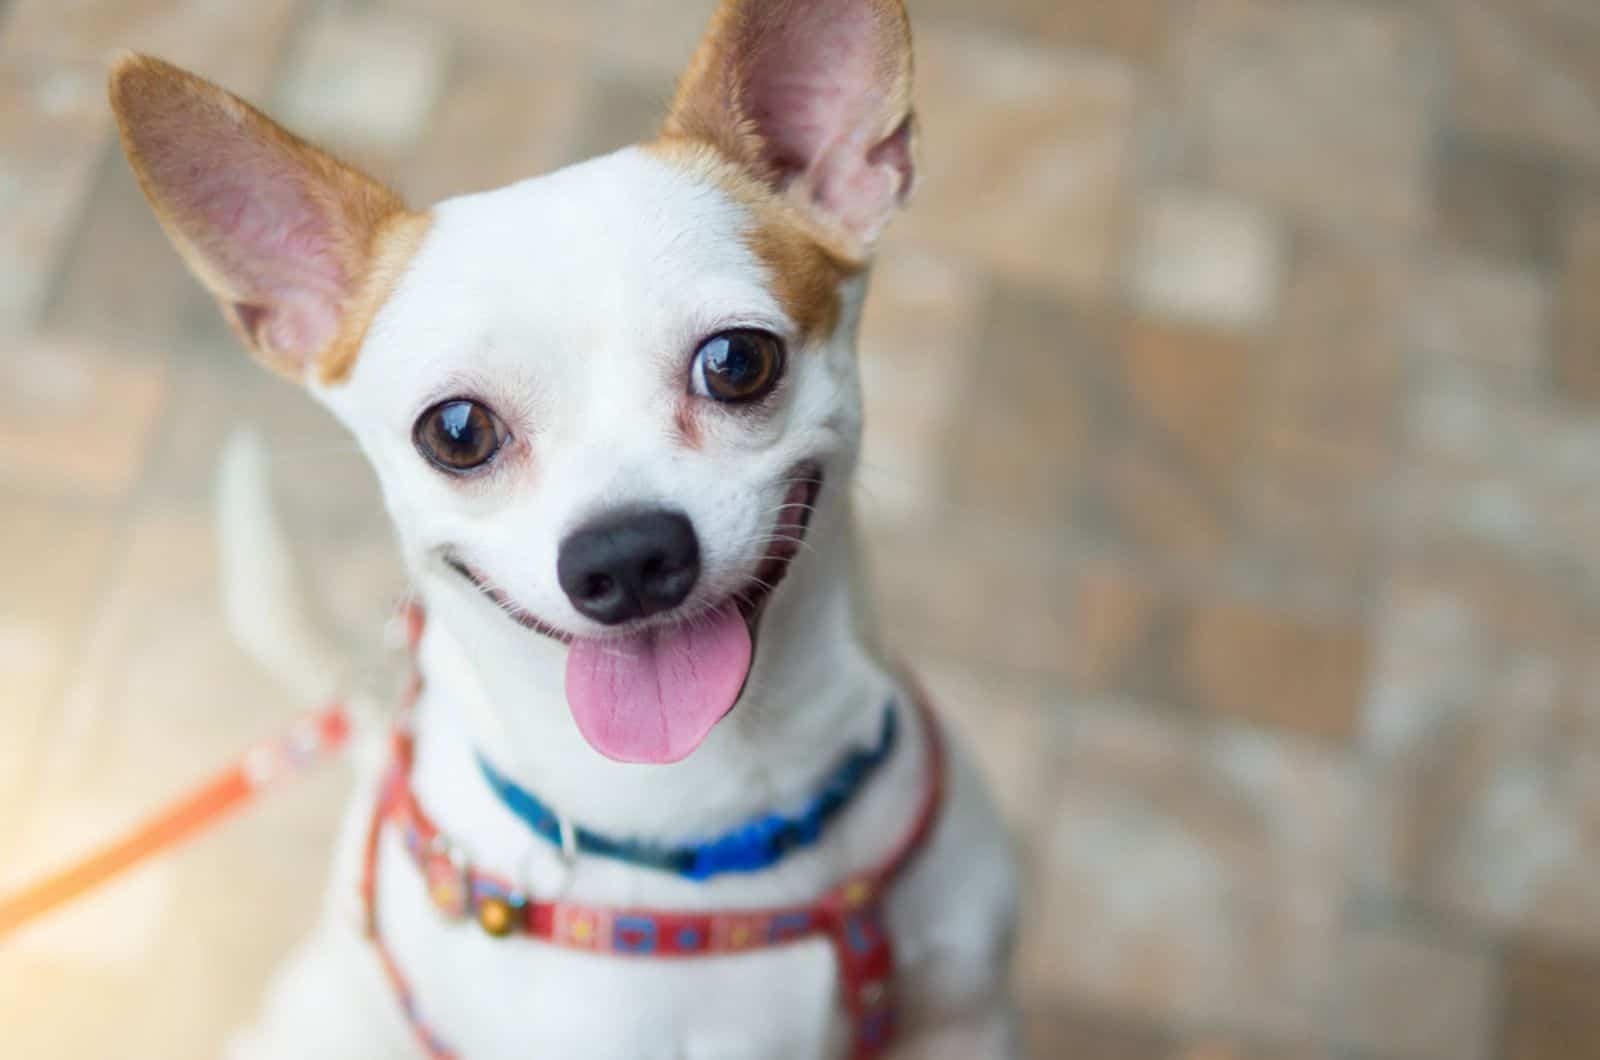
410, 493, 899, 841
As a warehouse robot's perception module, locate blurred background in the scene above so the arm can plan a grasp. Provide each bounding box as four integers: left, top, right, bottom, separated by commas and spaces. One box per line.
3, 0, 1599, 1056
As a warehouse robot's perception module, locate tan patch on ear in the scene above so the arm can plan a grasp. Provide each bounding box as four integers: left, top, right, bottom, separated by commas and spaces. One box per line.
660, 0, 773, 181
662, 0, 913, 175
316, 210, 432, 384
649, 137, 858, 343
661, 0, 915, 258
108, 52, 423, 382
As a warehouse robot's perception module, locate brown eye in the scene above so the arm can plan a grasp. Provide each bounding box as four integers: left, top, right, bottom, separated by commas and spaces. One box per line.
414, 399, 506, 473
690, 330, 785, 403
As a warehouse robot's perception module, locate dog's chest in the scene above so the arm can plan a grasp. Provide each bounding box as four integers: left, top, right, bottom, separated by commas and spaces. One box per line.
354, 685, 937, 1059
375, 841, 846, 1059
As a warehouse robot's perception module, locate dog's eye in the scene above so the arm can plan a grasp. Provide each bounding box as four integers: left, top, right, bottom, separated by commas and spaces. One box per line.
414, 399, 506, 473
690, 330, 785, 403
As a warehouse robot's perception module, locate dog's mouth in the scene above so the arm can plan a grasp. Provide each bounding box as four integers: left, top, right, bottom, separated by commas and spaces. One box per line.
444, 464, 823, 765
731, 463, 823, 634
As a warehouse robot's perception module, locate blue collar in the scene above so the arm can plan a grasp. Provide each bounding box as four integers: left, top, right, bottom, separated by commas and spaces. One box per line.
475, 703, 899, 881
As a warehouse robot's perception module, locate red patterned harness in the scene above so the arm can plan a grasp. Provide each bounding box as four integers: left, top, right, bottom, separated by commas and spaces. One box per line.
361, 609, 947, 1058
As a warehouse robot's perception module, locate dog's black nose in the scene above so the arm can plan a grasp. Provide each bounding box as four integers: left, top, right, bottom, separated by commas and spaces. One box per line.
557, 509, 701, 625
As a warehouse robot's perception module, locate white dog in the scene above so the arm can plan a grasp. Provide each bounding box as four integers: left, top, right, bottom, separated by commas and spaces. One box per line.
109, 1, 1019, 1056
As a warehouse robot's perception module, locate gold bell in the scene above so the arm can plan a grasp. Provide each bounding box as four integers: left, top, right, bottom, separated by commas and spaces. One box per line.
476, 896, 519, 938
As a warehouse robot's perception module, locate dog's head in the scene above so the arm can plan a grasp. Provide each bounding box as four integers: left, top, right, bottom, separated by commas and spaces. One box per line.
110, 0, 916, 764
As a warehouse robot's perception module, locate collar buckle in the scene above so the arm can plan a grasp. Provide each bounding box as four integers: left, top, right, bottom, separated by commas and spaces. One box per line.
425, 835, 473, 920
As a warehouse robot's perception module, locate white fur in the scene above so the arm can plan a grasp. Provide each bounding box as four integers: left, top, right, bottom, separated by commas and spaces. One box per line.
219, 148, 1018, 1059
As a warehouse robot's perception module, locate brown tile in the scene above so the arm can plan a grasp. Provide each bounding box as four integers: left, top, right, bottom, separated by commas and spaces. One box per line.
1061, 560, 1171, 697
560, 65, 671, 167
1121, 322, 1255, 487
1232, 432, 1387, 611
1179, 594, 1369, 742
1024, 703, 1353, 1037
1436, 134, 1571, 268
1333, 916, 1497, 1060
1359, 541, 1600, 945
867, 515, 1074, 680
1234, 232, 1405, 607
272, 6, 451, 164
387, 0, 593, 57
0, 56, 110, 332
1172, 1039, 1329, 1060
1083, 446, 1233, 575
949, 281, 1096, 527
591, 0, 721, 78
1392, 352, 1600, 611
2, 0, 301, 97
1178, 0, 1436, 231
1076, 321, 1254, 574
1504, 943, 1600, 1060
1408, 256, 1552, 397
910, 0, 1173, 65
1024, 1006, 1171, 1060
1124, 189, 1286, 333
402, 43, 587, 203
0, 502, 119, 830
905, 28, 1137, 299
1554, 196, 1600, 406
856, 243, 984, 526
0, 337, 170, 502
42, 146, 226, 354
1398, 381, 1600, 587
1448, 0, 1600, 168
394, 0, 712, 80
1264, 233, 1408, 463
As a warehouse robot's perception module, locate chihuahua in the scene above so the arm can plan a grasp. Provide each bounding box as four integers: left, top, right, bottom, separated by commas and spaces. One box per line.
109, 0, 1019, 1056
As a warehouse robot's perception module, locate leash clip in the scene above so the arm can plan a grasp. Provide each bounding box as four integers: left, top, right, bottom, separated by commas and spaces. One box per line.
516, 822, 578, 908
557, 815, 579, 867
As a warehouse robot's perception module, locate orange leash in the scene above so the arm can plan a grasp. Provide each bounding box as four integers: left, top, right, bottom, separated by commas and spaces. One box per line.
0, 702, 351, 941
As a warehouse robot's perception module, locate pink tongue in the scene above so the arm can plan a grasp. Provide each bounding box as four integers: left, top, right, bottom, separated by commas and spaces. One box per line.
564, 602, 752, 764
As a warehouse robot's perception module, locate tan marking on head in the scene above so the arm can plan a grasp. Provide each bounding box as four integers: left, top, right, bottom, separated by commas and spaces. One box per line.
317, 210, 432, 384
659, 0, 771, 180
647, 137, 858, 344
108, 52, 423, 383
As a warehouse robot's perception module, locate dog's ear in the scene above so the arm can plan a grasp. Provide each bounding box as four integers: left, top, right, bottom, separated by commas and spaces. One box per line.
664, 0, 915, 256
108, 54, 425, 384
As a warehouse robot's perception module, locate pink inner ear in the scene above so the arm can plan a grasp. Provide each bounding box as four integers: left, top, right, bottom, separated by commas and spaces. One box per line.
135, 105, 351, 358
738, 0, 913, 238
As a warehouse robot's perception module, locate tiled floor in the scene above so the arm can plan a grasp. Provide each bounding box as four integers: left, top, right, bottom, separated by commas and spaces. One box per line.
2, 0, 1599, 1057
